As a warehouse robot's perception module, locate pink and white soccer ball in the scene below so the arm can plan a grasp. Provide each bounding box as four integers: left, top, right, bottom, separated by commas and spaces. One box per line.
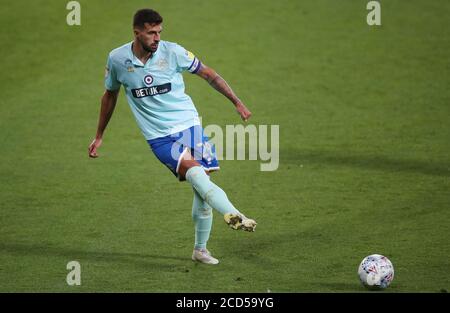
358, 254, 394, 290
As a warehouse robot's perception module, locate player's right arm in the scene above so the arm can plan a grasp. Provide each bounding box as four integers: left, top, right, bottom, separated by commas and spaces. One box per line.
88, 54, 122, 158
88, 89, 120, 158
173, 43, 251, 122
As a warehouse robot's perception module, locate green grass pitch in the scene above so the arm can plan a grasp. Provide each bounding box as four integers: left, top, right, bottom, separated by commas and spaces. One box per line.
0, 0, 449, 292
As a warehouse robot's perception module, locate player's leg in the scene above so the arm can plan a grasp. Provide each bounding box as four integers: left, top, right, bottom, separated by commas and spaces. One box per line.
147, 135, 217, 263
192, 187, 213, 250
178, 153, 257, 232
191, 187, 219, 265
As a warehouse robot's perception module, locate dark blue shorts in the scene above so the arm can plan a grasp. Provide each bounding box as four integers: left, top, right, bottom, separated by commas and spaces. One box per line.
147, 125, 220, 179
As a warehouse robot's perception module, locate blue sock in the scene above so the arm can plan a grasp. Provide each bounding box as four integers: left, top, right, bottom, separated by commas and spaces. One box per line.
186, 166, 240, 216
192, 188, 212, 250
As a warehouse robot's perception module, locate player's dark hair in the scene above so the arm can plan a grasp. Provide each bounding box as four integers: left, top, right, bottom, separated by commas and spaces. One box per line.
133, 9, 163, 28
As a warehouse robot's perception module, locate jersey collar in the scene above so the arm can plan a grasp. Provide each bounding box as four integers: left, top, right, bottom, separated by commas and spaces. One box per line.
128, 41, 158, 68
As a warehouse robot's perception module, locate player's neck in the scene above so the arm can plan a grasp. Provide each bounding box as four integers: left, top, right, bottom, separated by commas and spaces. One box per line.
132, 40, 153, 64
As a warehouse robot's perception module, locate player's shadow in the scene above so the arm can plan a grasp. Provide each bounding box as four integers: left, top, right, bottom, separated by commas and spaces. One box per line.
282, 149, 450, 177
0, 242, 187, 270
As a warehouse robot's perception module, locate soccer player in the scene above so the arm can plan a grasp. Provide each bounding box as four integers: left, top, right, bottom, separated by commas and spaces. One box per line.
88, 9, 257, 265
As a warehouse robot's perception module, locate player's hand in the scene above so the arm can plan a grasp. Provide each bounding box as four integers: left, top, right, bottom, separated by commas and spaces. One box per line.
88, 138, 102, 158
235, 102, 252, 122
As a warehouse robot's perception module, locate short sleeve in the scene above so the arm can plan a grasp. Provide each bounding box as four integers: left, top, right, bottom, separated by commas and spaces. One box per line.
104, 55, 121, 91
174, 44, 201, 74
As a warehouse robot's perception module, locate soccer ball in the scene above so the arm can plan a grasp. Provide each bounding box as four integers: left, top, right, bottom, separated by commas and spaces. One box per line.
358, 254, 394, 290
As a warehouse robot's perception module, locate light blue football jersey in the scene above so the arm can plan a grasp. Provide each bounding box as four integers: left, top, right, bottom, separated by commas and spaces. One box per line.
105, 40, 202, 140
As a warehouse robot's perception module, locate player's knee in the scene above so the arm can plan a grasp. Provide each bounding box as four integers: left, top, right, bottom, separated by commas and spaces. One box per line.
192, 206, 212, 220
185, 164, 206, 178
199, 206, 212, 217
186, 166, 212, 194
179, 156, 203, 180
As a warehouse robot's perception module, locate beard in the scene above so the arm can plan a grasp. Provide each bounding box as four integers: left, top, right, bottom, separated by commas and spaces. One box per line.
139, 38, 158, 53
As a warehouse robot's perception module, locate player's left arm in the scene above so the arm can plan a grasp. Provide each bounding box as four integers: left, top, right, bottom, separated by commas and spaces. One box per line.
196, 63, 251, 122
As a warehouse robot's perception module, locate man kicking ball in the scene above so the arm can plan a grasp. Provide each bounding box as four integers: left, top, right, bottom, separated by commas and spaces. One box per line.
88, 9, 257, 265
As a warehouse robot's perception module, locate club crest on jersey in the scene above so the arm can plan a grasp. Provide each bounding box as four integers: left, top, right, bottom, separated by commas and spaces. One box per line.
125, 59, 134, 72
157, 59, 169, 70
143, 75, 154, 86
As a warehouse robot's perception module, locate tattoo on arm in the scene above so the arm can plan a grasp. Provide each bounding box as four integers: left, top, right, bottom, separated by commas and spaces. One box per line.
208, 74, 241, 105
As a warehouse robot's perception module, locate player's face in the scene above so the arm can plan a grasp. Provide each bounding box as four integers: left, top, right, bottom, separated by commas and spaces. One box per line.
134, 23, 162, 53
